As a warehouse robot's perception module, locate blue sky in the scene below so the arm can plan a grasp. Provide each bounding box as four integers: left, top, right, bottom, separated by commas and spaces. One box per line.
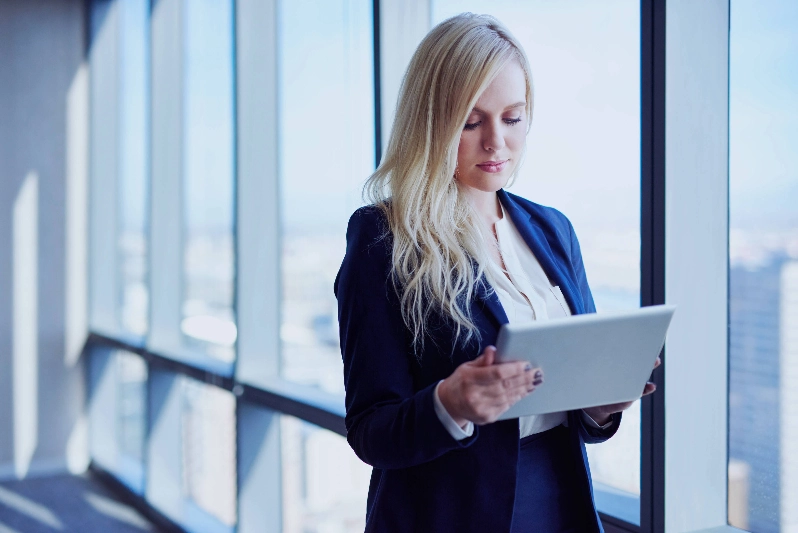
730, 0, 798, 230
278, 0, 374, 233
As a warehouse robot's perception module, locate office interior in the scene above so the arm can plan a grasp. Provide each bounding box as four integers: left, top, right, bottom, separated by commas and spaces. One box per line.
0, 0, 795, 532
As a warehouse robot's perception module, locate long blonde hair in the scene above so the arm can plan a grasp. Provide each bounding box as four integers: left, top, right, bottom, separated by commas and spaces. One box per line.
364, 13, 534, 354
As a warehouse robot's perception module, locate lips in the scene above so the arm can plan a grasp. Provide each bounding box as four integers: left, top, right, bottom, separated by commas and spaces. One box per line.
475, 160, 508, 173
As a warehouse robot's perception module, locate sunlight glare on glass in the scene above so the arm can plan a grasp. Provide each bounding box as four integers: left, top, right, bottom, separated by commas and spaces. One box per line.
181, 315, 237, 346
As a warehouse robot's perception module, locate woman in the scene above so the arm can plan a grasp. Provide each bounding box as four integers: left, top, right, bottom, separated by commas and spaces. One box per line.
335, 13, 656, 532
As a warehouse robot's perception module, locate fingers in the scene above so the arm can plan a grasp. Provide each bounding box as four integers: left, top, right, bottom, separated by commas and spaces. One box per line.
489, 361, 537, 381
641, 381, 657, 396
459, 372, 543, 425
468, 389, 528, 425
476, 363, 543, 410
473, 345, 496, 367
500, 368, 542, 392
654, 356, 662, 369
456, 348, 546, 424
472, 352, 542, 391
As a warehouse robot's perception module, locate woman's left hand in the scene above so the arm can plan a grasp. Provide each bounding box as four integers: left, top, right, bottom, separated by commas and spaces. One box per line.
582, 356, 662, 426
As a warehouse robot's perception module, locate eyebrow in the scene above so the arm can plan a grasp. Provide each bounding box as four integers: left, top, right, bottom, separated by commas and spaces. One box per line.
471, 102, 527, 114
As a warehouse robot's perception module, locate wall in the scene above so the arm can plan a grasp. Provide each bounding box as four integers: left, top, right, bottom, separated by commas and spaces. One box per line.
0, 0, 89, 479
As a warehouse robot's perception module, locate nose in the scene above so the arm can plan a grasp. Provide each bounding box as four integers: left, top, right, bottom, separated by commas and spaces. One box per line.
482, 121, 505, 153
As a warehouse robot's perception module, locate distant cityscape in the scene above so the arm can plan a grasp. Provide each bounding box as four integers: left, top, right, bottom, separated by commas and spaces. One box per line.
728, 229, 798, 531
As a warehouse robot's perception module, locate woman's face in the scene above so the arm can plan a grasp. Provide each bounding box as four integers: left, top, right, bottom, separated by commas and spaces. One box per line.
456, 60, 528, 193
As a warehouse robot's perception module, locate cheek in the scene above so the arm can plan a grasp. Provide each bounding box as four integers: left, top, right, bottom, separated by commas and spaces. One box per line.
508, 129, 526, 154
457, 133, 479, 160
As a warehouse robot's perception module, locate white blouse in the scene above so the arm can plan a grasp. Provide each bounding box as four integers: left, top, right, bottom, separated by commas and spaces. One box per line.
433, 204, 610, 440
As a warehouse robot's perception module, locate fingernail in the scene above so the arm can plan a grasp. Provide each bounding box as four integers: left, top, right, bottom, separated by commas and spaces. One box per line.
524, 363, 532, 371
534, 370, 542, 379
533, 378, 543, 386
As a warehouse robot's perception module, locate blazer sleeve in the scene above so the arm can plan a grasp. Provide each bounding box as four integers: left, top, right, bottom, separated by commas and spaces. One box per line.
565, 215, 623, 444
334, 208, 478, 470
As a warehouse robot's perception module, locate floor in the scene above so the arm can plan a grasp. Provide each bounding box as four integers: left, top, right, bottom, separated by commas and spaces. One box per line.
0, 473, 160, 533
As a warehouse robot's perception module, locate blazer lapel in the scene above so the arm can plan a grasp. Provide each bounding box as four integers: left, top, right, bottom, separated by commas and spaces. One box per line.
475, 279, 509, 329
498, 190, 585, 315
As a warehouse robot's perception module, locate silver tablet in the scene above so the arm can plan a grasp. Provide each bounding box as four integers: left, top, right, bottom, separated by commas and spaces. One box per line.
494, 304, 676, 419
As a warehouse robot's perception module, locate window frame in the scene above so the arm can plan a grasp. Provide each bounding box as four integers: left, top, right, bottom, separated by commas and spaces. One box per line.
659, 1, 731, 531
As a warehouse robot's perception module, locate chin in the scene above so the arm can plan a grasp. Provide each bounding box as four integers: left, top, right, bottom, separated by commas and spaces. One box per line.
475, 174, 510, 193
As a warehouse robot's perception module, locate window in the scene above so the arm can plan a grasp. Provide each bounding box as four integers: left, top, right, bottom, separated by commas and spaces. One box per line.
431, 1, 642, 523
728, 1, 798, 531
180, 379, 237, 530
118, 0, 149, 335
278, 0, 375, 393
117, 352, 147, 484
118, 0, 149, 336
88, 349, 147, 494
142, 369, 237, 532
281, 416, 371, 532
86, 1, 746, 532
89, 0, 150, 337
181, 0, 236, 363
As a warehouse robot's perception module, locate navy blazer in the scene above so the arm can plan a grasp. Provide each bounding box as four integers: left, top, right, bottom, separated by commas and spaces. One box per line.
334, 189, 621, 533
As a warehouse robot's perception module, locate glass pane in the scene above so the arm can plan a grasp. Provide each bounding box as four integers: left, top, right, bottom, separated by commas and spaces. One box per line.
117, 351, 147, 466
278, 0, 375, 393
431, 1, 642, 523
281, 416, 371, 532
728, 1, 798, 531
94, 349, 147, 494
182, 0, 236, 363
118, 0, 149, 336
181, 378, 237, 528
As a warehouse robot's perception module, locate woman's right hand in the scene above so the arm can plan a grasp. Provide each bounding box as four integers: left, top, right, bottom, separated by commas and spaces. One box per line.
437, 346, 543, 427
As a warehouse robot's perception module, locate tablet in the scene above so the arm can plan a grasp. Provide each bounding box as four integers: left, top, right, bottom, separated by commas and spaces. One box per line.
494, 304, 676, 419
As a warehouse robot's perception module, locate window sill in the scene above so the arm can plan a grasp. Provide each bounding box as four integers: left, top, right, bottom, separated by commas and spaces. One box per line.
687, 526, 748, 533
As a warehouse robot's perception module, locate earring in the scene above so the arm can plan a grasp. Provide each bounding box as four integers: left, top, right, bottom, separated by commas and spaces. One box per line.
454, 164, 460, 180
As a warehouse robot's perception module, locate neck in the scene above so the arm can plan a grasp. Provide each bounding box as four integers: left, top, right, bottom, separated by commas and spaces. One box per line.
463, 187, 503, 226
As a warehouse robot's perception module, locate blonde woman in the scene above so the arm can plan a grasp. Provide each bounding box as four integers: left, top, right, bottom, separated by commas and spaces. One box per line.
335, 13, 656, 532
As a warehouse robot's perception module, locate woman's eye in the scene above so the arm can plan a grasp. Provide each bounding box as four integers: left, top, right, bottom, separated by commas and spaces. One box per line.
464, 117, 521, 130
